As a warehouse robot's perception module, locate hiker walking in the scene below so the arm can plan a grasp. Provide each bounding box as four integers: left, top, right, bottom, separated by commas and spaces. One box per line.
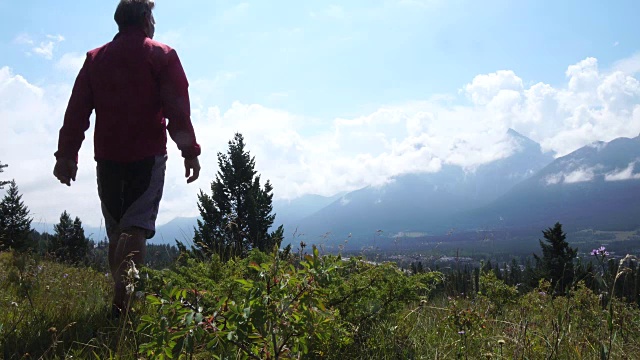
53, 0, 201, 315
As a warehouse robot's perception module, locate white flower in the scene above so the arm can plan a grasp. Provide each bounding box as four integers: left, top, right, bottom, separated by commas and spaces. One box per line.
126, 283, 135, 295
127, 262, 140, 279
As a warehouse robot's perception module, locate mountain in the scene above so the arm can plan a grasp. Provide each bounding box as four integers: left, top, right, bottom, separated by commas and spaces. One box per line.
273, 193, 345, 235
150, 217, 199, 245
30, 221, 107, 241
466, 134, 640, 232
147, 193, 345, 244
142, 133, 640, 246
292, 130, 555, 240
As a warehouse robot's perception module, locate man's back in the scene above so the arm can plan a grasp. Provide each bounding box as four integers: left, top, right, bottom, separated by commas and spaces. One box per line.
57, 28, 198, 163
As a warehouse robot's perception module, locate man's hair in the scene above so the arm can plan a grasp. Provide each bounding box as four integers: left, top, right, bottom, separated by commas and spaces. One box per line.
114, 0, 155, 30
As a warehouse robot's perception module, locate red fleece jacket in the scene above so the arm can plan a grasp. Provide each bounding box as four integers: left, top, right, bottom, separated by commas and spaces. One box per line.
55, 27, 201, 162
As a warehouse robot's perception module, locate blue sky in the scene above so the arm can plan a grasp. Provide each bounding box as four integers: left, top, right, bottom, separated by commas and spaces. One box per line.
1, 0, 640, 229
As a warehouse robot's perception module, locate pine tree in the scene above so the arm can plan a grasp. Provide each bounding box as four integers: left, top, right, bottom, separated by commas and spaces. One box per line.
49, 211, 90, 264
0, 161, 9, 189
0, 181, 33, 251
534, 222, 577, 294
192, 133, 284, 260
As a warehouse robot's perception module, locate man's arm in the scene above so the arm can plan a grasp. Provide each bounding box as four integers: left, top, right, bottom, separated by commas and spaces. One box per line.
159, 49, 201, 182
53, 54, 94, 186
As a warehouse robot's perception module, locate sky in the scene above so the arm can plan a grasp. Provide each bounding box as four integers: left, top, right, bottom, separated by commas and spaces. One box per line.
1, 0, 640, 232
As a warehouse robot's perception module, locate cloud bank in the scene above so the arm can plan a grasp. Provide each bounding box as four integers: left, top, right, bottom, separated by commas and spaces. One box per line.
2, 54, 640, 227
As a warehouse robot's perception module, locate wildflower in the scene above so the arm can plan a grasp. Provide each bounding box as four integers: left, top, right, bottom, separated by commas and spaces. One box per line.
126, 283, 135, 295
591, 246, 609, 257
127, 262, 140, 279
63, 273, 69, 278
458, 330, 465, 335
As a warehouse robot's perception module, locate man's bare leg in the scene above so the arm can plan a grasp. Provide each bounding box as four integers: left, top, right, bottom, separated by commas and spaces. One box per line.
108, 229, 121, 282
112, 227, 147, 313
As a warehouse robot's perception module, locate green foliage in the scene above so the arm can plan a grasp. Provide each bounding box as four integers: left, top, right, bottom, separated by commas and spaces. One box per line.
48, 211, 90, 264
145, 243, 180, 269
533, 222, 577, 294
0, 161, 8, 189
3, 249, 640, 359
478, 270, 518, 313
139, 247, 341, 359
192, 133, 283, 261
0, 181, 34, 252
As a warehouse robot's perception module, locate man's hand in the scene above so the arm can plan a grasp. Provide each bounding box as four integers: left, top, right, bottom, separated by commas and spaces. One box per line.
53, 158, 78, 186
184, 157, 200, 183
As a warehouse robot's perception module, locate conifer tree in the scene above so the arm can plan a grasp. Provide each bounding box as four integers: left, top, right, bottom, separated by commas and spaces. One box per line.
0, 181, 33, 251
49, 211, 90, 263
193, 133, 284, 260
534, 222, 577, 294
0, 161, 9, 189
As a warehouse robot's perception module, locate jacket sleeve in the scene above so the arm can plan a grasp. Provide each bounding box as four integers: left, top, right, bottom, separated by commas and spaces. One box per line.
54, 54, 94, 162
160, 49, 201, 159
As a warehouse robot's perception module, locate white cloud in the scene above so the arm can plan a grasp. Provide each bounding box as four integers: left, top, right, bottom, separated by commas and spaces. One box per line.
15, 33, 65, 60
463, 70, 523, 105
55, 53, 85, 76
563, 167, 596, 184
33, 42, 56, 60
46, 34, 65, 42
0, 66, 100, 229
605, 162, 640, 181
4, 53, 640, 228
13, 33, 33, 45
566, 57, 599, 93
545, 173, 563, 185
613, 53, 640, 75
544, 166, 598, 185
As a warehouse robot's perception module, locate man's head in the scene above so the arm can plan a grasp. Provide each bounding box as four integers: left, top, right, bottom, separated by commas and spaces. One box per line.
114, 0, 156, 38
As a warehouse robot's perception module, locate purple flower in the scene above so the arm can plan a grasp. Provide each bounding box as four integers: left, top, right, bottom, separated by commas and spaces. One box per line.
63, 273, 68, 278
591, 246, 609, 257
458, 330, 465, 335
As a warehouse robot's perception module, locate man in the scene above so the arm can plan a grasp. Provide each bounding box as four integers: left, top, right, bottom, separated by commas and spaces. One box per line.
53, 0, 201, 315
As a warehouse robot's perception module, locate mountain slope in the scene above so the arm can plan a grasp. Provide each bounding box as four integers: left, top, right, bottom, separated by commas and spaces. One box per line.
467, 135, 640, 231
293, 130, 554, 239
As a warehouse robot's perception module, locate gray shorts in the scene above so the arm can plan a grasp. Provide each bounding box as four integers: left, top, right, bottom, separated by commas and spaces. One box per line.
96, 155, 167, 239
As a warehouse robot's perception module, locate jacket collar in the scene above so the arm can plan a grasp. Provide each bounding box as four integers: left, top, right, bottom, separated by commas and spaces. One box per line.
113, 26, 147, 41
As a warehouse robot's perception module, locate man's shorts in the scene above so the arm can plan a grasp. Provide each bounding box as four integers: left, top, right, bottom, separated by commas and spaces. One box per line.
96, 155, 167, 239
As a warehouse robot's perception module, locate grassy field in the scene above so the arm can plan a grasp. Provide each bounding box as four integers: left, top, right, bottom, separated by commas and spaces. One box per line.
2, 250, 640, 359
